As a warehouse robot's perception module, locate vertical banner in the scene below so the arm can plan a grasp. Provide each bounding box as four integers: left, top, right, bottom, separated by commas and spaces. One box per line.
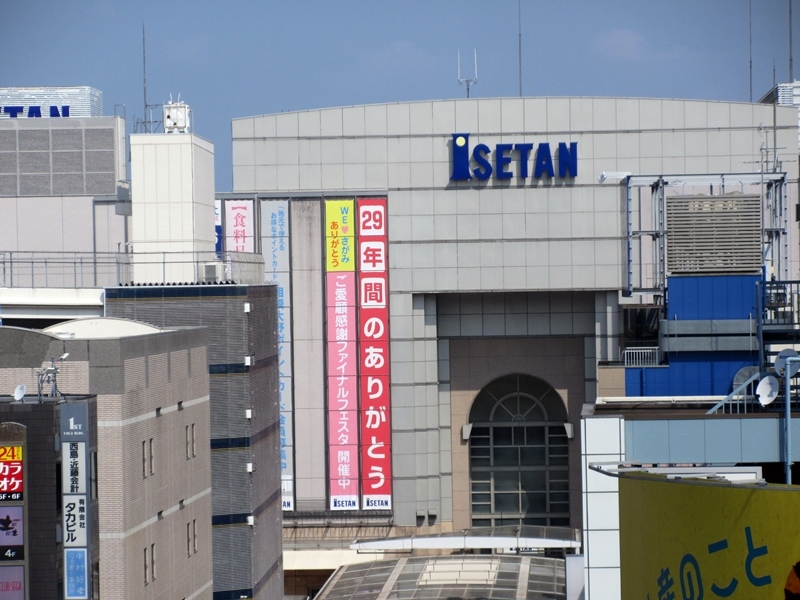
214, 199, 223, 257
262, 200, 295, 511
325, 200, 360, 509
357, 197, 392, 510
224, 199, 255, 253
61, 404, 89, 600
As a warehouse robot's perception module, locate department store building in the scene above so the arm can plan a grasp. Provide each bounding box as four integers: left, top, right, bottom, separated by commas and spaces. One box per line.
228, 96, 799, 598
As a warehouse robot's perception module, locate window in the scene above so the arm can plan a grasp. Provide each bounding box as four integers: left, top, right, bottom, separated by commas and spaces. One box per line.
192, 519, 197, 554
468, 373, 570, 528
187, 522, 192, 557
143, 547, 148, 584
150, 543, 156, 580
149, 438, 154, 475
142, 441, 147, 478
186, 424, 196, 459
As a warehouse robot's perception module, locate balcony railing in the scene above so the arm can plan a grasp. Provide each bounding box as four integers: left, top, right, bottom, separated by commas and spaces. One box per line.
0, 251, 265, 288
623, 347, 659, 367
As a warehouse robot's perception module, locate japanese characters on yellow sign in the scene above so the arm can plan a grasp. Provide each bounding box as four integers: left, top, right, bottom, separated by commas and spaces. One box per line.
620, 474, 800, 600
325, 200, 355, 272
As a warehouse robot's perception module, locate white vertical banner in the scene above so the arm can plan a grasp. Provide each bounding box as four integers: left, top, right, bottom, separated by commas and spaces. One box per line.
225, 199, 255, 253
262, 199, 295, 510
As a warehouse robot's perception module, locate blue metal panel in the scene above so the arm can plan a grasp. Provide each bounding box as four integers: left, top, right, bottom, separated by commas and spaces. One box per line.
668, 420, 706, 462
704, 419, 742, 463
666, 275, 759, 320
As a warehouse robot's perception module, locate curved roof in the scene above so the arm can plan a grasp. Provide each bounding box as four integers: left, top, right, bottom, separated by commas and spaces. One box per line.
44, 317, 164, 339
315, 554, 566, 600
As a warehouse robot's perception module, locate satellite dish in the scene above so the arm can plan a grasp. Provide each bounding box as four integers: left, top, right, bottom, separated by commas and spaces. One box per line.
775, 349, 800, 377
12, 385, 25, 402
756, 376, 779, 406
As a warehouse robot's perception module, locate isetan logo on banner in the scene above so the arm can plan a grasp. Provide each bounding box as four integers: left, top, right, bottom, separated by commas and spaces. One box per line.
357, 198, 392, 510
450, 133, 578, 181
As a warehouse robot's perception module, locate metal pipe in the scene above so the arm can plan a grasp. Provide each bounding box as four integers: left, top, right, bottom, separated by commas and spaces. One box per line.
784, 356, 799, 484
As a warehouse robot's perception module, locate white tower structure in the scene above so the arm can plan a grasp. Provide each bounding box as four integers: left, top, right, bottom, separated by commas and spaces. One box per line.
129, 101, 216, 283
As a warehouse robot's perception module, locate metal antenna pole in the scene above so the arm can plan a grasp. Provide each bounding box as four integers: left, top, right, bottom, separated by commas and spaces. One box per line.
749, 0, 753, 101
518, 0, 523, 96
143, 23, 149, 133
790, 0, 794, 81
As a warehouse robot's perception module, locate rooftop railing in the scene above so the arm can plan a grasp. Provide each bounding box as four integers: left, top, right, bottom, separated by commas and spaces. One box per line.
0, 251, 265, 288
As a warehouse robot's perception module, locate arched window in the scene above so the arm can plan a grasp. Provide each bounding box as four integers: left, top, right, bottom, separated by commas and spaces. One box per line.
468, 373, 570, 527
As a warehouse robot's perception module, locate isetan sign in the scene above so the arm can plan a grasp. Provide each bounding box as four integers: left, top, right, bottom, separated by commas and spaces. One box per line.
1, 106, 70, 118
450, 133, 577, 181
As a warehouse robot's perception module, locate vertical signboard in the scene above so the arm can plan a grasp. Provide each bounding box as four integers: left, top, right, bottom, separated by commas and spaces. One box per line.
224, 199, 255, 253
0, 422, 25, 599
262, 200, 295, 511
325, 199, 360, 509
0, 447, 23, 503
61, 404, 89, 600
357, 198, 392, 509
0, 565, 24, 600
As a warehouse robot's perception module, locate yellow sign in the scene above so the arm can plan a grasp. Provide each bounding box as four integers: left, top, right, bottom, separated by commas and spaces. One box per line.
0, 446, 22, 461
325, 199, 355, 272
620, 473, 800, 599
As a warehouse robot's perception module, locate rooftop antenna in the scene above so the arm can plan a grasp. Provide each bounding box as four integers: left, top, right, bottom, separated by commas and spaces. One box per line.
458, 49, 478, 98
790, 0, 794, 82
749, 0, 753, 101
143, 23, 149, 133
518, 0, 523, 96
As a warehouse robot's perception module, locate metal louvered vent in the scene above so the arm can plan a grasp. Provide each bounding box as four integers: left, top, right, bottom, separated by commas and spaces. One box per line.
666, 194, 761, 275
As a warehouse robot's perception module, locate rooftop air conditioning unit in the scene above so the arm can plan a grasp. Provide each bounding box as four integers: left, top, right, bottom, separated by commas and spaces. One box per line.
202, 262, 224, 283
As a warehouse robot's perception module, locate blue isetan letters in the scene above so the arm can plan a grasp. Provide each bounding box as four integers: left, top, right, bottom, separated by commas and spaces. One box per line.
1, 105, 70, 118
450, 133, 578, 181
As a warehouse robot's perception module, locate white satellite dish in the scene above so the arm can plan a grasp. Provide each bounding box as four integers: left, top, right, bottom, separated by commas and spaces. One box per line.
756, 375, 779, 406
775, 349, 800, 377
12, 384, 25, 402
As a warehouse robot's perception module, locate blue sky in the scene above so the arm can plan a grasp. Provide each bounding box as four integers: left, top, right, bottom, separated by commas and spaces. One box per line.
1, 0, 797, 190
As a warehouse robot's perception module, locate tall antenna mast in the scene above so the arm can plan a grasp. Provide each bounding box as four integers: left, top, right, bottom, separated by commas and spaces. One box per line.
143, 23, 149, 133
749, 0, 753, 102
790, 0, 794, 81
518, 0, 523, 96
458, 50, 478, 98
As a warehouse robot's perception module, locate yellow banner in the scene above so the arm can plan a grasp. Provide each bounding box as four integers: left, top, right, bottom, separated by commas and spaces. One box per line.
620, 473, 800, 599
325, 200, 355, 272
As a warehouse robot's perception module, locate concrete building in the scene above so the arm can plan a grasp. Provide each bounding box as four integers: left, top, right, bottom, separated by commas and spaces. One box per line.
0, 94, 283, 600
0, 318, 213, 600
228, 96, 799, 598
105, 284, 283, 600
